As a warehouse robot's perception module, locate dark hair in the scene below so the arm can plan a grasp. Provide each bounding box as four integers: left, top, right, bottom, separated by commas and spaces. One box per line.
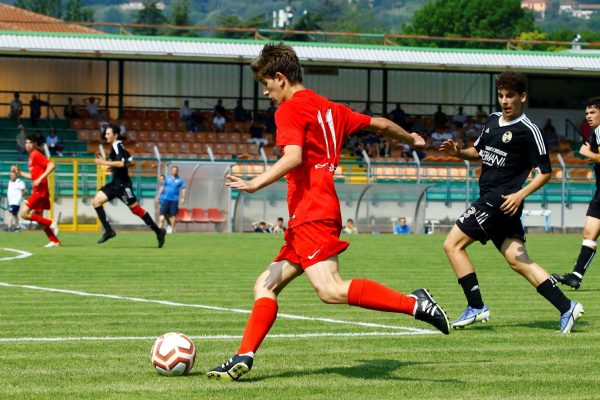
102, 123, 121, 140
496, 70, 527, 94
586, 97, 600, 109
25, 134, 36, 143
251, 42, 303, 84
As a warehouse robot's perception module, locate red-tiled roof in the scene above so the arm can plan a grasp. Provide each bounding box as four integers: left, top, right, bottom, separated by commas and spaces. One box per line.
0, 3, 103, 34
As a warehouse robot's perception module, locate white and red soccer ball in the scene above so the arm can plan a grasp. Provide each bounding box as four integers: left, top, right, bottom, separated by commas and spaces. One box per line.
151, 332, 196, 376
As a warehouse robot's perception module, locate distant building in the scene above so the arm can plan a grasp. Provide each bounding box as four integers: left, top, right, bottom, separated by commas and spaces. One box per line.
560, 2, 600, 20
521, 0, 549, 19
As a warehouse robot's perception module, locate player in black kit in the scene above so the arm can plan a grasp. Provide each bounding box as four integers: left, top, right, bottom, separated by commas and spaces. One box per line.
92, 123, 166, 247
553, 97, 600, 289
440, 71, 583, 333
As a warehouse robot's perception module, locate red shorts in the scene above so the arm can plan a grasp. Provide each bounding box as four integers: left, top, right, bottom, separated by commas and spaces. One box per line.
26, 191, 50, 212
273, 220, 350, 269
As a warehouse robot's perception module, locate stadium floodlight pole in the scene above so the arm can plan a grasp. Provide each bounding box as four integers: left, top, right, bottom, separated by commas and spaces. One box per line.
557, 152, 566, 233
464, 159, 470, 209
411, 150, 421, 184
361, 149, 371, 182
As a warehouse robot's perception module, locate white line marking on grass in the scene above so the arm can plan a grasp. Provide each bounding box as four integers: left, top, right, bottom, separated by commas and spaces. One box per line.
0, 331, 432, 343
0, 282, 436, 334
0, 248, 32, 262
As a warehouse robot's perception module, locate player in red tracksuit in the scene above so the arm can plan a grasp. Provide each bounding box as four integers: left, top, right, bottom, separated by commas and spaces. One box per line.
11, 135, 60, 247
207, 42, 450, 381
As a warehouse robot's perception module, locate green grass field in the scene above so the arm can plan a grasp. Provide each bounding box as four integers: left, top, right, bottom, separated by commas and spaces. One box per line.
0, 231, 598, 399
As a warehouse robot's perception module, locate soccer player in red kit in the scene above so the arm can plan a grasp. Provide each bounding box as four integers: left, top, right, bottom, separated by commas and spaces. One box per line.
11, 135, 60, 247
207, 42, 450, 381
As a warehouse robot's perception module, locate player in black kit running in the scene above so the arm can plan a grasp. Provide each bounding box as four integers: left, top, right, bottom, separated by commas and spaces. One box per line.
440, 71, 583, 333
92, 123, 166, 247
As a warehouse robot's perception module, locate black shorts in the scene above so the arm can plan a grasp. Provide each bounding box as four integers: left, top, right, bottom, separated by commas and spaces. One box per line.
586, 191, 600, 219
456, 205, 525, 251
100, 182, 137, 206
8, 205, 20, 216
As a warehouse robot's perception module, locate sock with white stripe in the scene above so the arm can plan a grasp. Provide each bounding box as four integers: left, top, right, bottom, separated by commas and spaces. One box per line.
573, 240, 596, 277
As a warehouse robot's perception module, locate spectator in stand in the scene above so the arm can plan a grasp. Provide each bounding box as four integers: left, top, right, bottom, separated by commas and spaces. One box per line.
265, 100, 277, 133
29, 95, 48, 128
83, 96, 105, 119
452, 106, 469, 129
213, 111, 226, 132
63, 97, 80, 119
401, 142, 425, 161
431, 124, 454, 148
475, 105, 488, 126
394, 217, 411, 235
270, 217, 286, 234
464, 120, 481, 140
180, 99, 193, 123
33, 130, 45, 147
342, 218, 358, 234
433, 104, 448, 129
580, 117, 591, 142
390, 103, 409, 130
15, 124, 26, 154
542, 118, 560, 151
411, 115, 428, 135
377, 138, 391, 158
214, 98, 227, 117
119, 120, 127, 137
9, 92, 23, 122
46, 128, 63, 156
234, 99, 250, 122
247, 120, 267, 150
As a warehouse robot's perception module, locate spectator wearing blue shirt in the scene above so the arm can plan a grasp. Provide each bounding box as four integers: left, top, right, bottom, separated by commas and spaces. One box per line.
394, 217, 411, 235
157, 166, 186, 233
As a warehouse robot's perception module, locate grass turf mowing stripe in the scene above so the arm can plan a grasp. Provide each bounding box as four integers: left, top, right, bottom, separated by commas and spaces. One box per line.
0, 281, 436, 334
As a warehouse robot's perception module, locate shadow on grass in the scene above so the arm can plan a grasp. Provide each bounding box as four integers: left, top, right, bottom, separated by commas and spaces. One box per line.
250, 358, 469, 382
511, 319, 589, 331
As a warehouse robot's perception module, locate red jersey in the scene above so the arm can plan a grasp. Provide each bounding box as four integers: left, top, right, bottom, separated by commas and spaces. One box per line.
28, 149, 50, 196
276, 89, 371, 228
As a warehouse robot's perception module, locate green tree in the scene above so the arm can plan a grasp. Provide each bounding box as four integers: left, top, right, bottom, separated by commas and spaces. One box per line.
132, 1, 167, 36
403, 0, 535, 48
169, 0, 195, 37
216, 14, 268, 39
64, 0, 94, 22
14, 0, 62, 18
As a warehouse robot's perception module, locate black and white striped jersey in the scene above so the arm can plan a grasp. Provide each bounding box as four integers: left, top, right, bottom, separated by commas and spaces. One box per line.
589, 125, 600, 187
473, 112, 551, 215
108, 140, 133, 186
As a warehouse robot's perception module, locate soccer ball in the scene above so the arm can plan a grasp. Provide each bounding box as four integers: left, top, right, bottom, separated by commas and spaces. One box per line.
151, 332, 196, 376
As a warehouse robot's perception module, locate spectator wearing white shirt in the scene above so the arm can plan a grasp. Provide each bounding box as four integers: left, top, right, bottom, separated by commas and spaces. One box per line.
6, 170, 26, 231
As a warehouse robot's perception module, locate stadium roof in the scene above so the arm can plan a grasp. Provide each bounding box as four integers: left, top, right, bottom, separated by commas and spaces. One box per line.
1, 30, 599, 76
0, 4, 102, 34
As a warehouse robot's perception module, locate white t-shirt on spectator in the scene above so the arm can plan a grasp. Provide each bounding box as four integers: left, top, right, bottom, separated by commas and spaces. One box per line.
8, 178, 26, 206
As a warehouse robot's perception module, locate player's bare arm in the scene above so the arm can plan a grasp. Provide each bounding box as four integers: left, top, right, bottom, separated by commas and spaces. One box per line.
367, 117, 425, 147
11, 164, 31, 179
95, 157, 125, 168
439, 139, 481, 161
226, 144, 302, 193
579, 142, 600, 163
500, 170, 551, 216
32, 161, 55, 187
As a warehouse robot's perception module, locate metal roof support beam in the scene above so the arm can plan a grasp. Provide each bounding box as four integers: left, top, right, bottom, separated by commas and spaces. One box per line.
118, 60, 124, 120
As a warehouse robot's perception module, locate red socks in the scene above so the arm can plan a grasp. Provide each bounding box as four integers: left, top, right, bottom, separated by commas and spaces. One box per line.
347, 279, 416, 315
238, 297, 278, 355
29, 213, 52, 227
